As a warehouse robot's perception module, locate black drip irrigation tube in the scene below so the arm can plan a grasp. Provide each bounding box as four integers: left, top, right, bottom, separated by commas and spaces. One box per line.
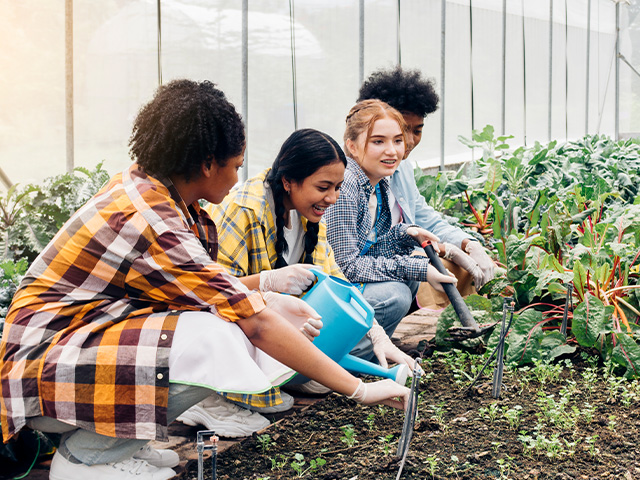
465, 297, 515, 399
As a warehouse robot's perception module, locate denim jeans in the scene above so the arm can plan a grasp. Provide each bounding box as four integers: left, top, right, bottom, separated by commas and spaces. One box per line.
27, 382, 211, 466
351, 280, 420, 361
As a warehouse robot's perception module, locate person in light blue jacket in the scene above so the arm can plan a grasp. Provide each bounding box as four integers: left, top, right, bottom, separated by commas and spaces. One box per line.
358, 66, 495, 305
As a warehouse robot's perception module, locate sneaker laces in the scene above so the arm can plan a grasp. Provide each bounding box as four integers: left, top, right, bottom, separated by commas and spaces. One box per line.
110, 457, 155, 475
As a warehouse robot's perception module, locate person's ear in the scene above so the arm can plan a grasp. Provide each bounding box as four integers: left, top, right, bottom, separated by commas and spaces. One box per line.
201, 160, 215, 178
345, 139, 357, 159
282, 177, 291, 194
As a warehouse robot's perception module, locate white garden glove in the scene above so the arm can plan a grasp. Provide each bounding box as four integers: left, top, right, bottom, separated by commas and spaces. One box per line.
347, 378, 410, 410
262, 291, 323, 341
426, 264, 458, 293
442, 242, 484, 287
367, 323, 423, 377
259, 264, 317, 295
464, 241, 496, 287
406, 227, 441, 252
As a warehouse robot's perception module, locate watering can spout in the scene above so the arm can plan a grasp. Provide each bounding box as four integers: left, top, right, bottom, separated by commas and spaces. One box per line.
339, 354, 409, 385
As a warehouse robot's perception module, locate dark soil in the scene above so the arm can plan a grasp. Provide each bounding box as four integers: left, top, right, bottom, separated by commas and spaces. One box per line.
186, 351, 640, 479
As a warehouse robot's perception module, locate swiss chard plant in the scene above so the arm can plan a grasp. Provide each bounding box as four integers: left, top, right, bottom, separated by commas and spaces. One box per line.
421, 128, 640, 377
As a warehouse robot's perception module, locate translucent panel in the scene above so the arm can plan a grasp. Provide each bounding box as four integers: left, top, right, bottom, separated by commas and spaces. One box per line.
74, 0, 157, 178
0, 0, 630, 189
0, 1, 66, 186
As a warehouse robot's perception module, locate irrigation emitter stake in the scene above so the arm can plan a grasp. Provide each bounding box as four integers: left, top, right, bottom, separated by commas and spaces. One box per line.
395, 359, 423, 480
492, 298, 514, 399
560, 284, 574, 337
465, 297, 515, 395
197, 430, 219, 480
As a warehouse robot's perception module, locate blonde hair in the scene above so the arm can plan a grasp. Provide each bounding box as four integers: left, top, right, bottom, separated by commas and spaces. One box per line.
343, 99, 407, 161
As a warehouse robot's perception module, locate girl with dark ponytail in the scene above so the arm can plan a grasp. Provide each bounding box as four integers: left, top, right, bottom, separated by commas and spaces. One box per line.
179, 128, 415, 433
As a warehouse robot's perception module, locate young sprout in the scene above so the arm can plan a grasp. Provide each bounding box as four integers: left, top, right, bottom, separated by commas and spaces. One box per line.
339, 424, 358, 447
378, 434, 394, 455
425, 456, 439, 479
364, 412, 375, 430
256, 434, 273, 454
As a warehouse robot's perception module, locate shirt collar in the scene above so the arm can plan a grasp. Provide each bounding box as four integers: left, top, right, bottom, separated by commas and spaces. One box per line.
346, 157, 390, 194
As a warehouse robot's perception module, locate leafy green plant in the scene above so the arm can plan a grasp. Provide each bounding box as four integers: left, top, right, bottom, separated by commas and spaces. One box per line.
378, 434, 394, 455
425, 455, 439, 479
0, 162, 110, 262
290, 453, 326, 478
257, 434, 273, 454
339, 424, 358, 447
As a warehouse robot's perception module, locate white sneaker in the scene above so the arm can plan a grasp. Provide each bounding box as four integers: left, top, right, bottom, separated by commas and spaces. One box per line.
231, 391, 295, 414
176, 393, 270, 438
49, 451, 175, 480
284, 380, 331, 395
133, 444, 180, 468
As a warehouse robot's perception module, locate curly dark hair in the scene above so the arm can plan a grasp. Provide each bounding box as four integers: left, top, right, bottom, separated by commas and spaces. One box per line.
357, 66, 439, 118
129, 79, 245, 182
266, 129, 346, 268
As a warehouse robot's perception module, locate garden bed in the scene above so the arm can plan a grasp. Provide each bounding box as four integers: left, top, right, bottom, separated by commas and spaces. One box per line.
185, 350, 640, 479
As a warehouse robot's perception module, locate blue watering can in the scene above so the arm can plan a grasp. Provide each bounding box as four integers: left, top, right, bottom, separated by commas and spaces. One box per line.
301, 269, 408, 385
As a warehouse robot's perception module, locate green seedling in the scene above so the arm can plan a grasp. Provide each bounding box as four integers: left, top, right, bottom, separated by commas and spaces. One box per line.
339, 424, 358, 447
585, 435, 599, 458
502, 405, 523, 430
496, 456, 513, 480
425, 456, 439, 479
378, 434, 394, 455
364, 413, 375, 430
478, 403, 500, 424
257, 434, 273, 454
269, 454, 287, 471
290, 453, 326, 478
607, 415, 617, 431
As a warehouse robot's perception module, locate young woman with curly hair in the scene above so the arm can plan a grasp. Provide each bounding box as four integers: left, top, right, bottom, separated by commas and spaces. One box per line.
0, 81, 409, 480
358, 66, 496, 309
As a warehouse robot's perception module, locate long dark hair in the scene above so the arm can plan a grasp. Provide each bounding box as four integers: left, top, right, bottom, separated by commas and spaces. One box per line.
266, 129, 346, 268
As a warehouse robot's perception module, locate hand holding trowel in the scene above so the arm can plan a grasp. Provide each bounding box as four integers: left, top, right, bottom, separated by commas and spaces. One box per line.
407, 227, 495, 340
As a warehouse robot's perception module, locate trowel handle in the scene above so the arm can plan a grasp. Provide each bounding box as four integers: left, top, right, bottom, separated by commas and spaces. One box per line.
422, 242, 478, 330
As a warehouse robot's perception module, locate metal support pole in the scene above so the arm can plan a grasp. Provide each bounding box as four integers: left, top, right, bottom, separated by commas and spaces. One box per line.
548, 0, 553, 141
501, 0, 506, 136
359, 0, 364, 85
397, 0, 402, 66
440, 0, 446, 171
585, 0, 591, 135
157, 0, 162, 86
241, 0, 248, 181
615, 2, 620, 141
65, 0, 74, 173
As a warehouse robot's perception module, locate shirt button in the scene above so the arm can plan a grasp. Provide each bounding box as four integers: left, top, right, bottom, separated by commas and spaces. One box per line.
160, 334, 168, 341
157, 373, 164, 380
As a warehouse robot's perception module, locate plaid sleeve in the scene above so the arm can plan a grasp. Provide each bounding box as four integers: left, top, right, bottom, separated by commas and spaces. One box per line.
126, 226, 265, 322
326, 185, 431, 284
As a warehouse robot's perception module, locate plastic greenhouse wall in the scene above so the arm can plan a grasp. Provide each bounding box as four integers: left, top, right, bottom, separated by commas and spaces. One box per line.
1, 0, 639, 188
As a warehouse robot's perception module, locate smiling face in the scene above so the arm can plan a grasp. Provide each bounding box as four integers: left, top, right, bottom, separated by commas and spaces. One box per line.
284, 160, 345, 223
347, 116, 405, 186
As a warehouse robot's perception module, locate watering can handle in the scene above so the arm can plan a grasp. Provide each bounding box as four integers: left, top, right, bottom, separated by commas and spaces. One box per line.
309, 268, 374, 324
310, 268, 329, 282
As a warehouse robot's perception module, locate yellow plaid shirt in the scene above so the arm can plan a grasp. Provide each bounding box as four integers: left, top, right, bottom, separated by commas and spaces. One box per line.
205, 169, 343, 407
0, 165, 265, 442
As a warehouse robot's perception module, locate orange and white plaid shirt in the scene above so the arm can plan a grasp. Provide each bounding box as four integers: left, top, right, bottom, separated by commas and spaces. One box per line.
0, 165, 265, 442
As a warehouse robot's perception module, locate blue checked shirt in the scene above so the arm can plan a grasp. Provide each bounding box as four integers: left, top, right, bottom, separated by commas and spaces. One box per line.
325, 158, 432, 284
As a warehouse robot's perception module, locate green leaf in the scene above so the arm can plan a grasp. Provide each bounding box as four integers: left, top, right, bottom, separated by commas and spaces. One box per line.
611, 333, 640, 379
571, 294, 614, 348
572, 261, 587, 300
